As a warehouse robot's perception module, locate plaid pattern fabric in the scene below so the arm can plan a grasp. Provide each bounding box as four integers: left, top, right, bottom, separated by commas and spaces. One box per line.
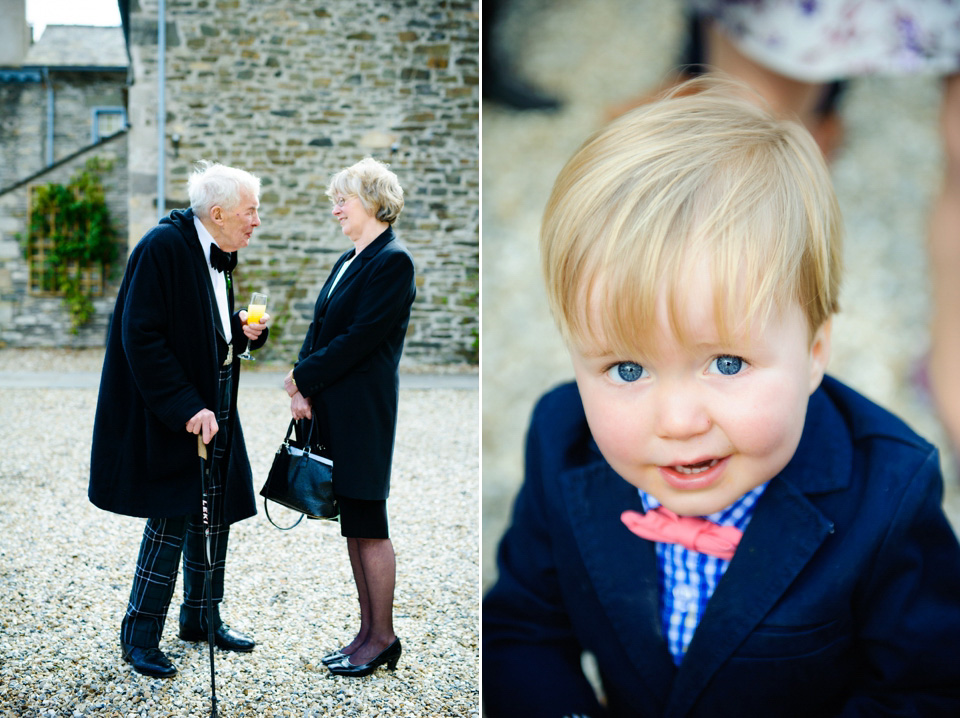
638, 483, 767, 665
120, 362, 233, 648
211, 360, 232, 460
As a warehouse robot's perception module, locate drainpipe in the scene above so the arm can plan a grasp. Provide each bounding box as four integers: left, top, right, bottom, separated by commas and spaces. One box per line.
42, 66, 53, 166
157, 0, 166, 221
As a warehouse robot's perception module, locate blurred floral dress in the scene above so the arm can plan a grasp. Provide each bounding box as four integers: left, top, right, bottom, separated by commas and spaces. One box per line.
691, 0, 960, 80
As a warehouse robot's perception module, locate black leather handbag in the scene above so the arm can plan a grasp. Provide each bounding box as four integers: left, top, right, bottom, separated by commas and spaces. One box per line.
260, 417, 337, 529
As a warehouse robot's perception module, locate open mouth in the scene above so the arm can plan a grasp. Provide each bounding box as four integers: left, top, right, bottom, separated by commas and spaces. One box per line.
672, 458, 720, 475
659, 456, 729, 490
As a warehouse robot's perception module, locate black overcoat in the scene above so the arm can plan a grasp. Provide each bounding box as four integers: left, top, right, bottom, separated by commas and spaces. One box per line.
292, 226, 415, 501
88, 209, 266, 524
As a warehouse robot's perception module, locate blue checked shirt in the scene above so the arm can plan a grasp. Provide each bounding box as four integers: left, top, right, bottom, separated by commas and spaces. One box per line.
638, 483, 768, 665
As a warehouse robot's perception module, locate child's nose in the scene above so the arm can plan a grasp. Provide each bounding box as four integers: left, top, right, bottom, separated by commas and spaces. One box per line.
653, 382, 711, 440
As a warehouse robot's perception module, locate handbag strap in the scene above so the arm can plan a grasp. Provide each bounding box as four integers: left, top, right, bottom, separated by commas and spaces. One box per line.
297, 415, 319, 454
263, 496, 305, 530
283, 418, 297, 443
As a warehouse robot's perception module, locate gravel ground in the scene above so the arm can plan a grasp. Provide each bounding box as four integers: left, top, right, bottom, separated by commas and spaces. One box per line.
0, 353, 479, 716
482, 0, 960, 591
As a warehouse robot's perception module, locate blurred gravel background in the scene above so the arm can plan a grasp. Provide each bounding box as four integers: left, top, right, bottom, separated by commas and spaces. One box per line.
482, 0, 960, 592
0, 349, 478, 716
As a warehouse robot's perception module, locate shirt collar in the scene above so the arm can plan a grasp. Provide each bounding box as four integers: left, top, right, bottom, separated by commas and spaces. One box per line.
638, 481, 769, 530
193, 215, 217, 269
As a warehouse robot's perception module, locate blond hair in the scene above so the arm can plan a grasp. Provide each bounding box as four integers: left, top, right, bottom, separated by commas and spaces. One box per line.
326, 157, 404, 224
540, 77, 843, 356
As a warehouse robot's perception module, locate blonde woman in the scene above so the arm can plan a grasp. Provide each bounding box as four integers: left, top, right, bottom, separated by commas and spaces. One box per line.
284, 157, 415, 677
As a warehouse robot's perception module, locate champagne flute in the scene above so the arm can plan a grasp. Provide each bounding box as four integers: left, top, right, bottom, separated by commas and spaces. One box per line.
238, 291, 268, 360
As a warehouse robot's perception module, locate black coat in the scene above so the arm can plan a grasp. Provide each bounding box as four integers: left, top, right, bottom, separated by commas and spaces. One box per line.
88, 209, 266, 524
293, 226, 415, 501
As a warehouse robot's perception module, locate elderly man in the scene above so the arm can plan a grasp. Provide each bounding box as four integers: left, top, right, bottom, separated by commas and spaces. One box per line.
89, 161, 269, 678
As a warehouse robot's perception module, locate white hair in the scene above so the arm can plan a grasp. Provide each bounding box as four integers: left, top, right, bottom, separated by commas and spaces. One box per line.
188, 160, 261, 218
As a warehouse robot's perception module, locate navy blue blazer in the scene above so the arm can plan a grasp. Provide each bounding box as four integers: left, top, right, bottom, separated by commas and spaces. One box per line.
483, 376, 960, 717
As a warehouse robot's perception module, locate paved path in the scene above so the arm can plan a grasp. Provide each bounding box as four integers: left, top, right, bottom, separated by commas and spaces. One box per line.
1, 360, 478, 715
0, 370, 478, 390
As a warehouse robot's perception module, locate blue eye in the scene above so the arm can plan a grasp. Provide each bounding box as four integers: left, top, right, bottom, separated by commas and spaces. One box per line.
710, 355, 744, 376
607, 361, 647, 383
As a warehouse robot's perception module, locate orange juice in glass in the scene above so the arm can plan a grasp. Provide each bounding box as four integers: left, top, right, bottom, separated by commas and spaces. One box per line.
239, 291, 268, 360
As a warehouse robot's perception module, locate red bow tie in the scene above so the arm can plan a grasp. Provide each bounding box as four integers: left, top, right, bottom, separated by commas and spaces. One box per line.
621, 508, 743, 560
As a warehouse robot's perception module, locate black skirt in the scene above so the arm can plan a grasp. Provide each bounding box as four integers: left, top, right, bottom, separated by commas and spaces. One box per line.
337, 496, 389, 539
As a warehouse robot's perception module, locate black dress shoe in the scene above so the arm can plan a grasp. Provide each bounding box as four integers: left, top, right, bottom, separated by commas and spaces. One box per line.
328, 638, 401, 677
179, 623, 256, 652
121, 642, 177, 678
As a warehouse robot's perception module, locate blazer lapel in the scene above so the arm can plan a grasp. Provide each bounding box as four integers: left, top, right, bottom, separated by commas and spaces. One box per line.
563, 458, 678, 704
316, 249, 355, 315
317, 227, 396, 314
326, 251, 363, 299
664, 387, 852, 716
664, 480, 834, 716
202, 268, 228, 343
184, 210, 227, 344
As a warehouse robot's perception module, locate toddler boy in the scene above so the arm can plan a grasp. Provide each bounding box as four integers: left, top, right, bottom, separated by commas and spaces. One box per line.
483, 79, 960, 717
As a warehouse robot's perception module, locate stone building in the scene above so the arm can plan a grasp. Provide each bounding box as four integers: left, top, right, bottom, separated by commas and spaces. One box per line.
126, 0, 479, 365
0, 0, 129, 346
0, 0, 479, 366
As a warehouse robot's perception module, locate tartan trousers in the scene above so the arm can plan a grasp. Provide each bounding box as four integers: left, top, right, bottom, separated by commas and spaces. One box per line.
121, 362, 233, 649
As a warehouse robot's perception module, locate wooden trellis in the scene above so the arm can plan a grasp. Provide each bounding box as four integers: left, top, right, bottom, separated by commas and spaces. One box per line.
27, 184, 106, 298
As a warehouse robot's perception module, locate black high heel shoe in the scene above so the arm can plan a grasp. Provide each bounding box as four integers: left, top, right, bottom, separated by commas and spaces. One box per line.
328, 638, 401, 677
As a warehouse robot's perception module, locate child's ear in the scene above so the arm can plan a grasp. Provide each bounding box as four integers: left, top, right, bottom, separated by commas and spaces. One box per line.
808, 318, 833, 393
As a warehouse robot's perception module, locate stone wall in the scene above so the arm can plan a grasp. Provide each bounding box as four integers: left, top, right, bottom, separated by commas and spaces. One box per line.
0, 133, 128, 347
0, 71, 127, 191
0, 81, 46, 190
47, 71, 127, 157
127, 0, 479, 366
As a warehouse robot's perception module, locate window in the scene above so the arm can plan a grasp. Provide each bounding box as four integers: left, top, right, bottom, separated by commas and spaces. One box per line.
91, 107, 126, 143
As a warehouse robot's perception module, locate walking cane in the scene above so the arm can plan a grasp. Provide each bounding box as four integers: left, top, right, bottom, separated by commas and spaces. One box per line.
198, 435, 218, 718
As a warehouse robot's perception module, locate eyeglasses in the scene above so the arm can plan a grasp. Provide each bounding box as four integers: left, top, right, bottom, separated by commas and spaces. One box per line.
333, 196, 350, 207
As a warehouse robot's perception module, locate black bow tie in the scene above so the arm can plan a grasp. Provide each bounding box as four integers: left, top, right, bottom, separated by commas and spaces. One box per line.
209, 244, 237, 273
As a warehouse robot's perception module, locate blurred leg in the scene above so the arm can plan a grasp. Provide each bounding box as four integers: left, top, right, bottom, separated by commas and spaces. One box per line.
706, 20, 845, 158
608, 18, 839, 154
704, 20, 825, 131
928, 73, 960, 453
